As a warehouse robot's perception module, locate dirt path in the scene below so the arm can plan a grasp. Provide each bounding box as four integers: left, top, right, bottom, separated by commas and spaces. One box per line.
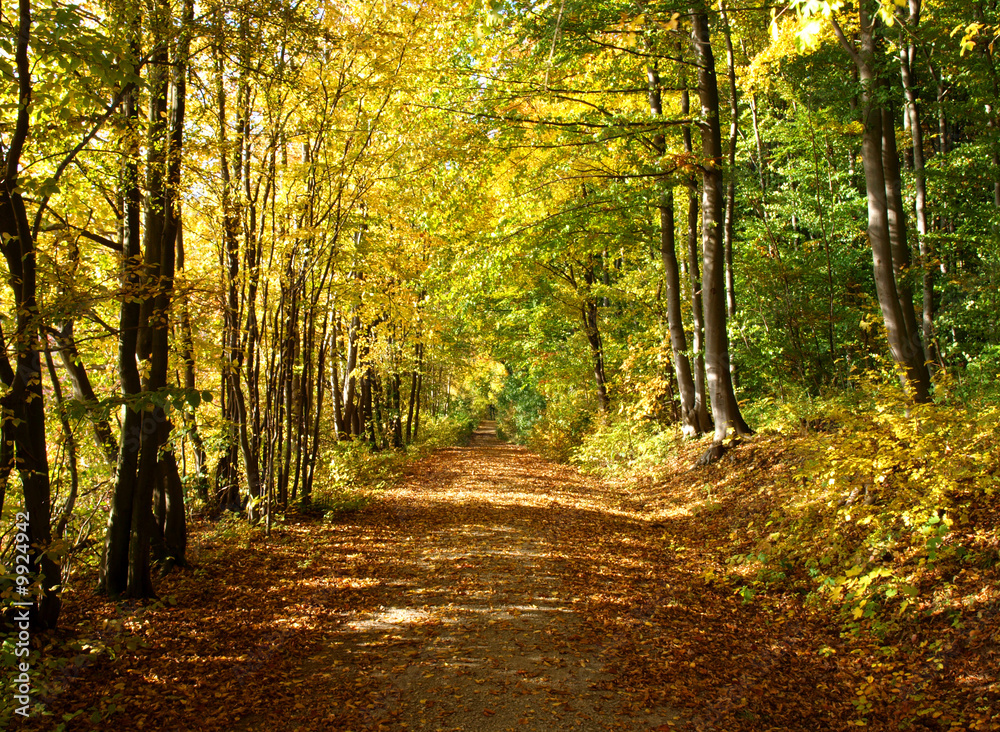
35, 427, 864, 732
275, 423, 678, 731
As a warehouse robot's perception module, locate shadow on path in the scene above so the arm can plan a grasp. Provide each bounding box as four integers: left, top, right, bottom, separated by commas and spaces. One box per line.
281, 423, 679, 731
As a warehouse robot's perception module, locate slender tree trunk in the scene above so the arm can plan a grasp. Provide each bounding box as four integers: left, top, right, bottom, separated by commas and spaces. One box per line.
648, 63, 704, 436
406, 341, 422, 443
342, 311, 360, 436
720, 2, 739, 320
681, 81, 712, 429
176, 221, 209, 502
831, 8, 930, 401
101, 11, 143, 599
691, 7, 752, 444
215, 11, 242, 510
43, 339, 79, 543
413, 364, 423, 440
581, 263, 611, 414
898, 7, 938, 367
392, 371, 404, 448
881, 101, 924, 364
305, 309, 330, 499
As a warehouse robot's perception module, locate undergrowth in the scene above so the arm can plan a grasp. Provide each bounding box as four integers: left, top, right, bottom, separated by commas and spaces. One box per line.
571, 418, 684, 478
307, 413, 478, 518
571, 376, 1000, 728
560, 375, 1000, 644
737, 379, 1000, 632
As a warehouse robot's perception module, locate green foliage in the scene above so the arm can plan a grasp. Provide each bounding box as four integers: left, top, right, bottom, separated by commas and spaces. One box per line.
730, 378, 1000, 632
524, 389, 594, 462
494, 364, 546, 442
419, 413, 478, 449
572, 418, 682, 479
319, 441, 408, 506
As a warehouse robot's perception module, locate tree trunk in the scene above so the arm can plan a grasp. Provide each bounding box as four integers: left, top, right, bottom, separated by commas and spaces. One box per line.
413, 364, 423, 440
720, 2, 739, 320
648, 63, 705, 436
691, 7, 752, 443
43, 340, 79, 542
176, 221, 209, 502
342, 311, 360, 436
152, 449, 186, 571
881, 101, 924, 368
831, 7, 930, 401
0, 194, 61, 628
898, 3, 938, 367
681, 81, 712, 430
406, 341, 422, 443
581, 264, 611, 414
0, 0, 61, 628
101, 44, 144, 598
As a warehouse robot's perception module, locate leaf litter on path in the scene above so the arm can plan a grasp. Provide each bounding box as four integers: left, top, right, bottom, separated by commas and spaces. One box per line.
23, 426, 939, 731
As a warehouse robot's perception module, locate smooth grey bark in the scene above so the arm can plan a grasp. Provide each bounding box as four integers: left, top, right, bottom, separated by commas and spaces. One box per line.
881, 102, 924, 364
720, 2, 739, 320
898, 0, 938, 367
691, 7, 752, 443
681, 81, 712, 430
648, 63, 705, 436
341, 311, 361, 435
831, 6, 930, 401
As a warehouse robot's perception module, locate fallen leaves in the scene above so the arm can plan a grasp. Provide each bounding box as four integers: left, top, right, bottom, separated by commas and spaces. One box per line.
17, 429, 1000, 731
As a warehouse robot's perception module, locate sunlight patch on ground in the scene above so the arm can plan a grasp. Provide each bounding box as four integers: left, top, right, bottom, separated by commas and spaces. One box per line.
346, 606, 451, 632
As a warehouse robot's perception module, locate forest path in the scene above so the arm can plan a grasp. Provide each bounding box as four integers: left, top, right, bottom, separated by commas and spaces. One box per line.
277, 424, 679, 731
39, 429, 858, 732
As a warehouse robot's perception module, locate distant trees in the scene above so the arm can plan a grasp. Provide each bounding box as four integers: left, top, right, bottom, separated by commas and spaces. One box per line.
445, 0, 1000, 447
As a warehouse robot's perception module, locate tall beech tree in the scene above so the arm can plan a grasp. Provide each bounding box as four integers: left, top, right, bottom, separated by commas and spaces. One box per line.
0, 0, 61, 627
828, 3, 932, 401
691, 6, 752, 443
102, 0, 190, 596
648, 62, 706, 437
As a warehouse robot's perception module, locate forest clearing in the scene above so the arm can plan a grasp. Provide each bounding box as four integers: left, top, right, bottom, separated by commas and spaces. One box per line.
2, 0, 1000, 729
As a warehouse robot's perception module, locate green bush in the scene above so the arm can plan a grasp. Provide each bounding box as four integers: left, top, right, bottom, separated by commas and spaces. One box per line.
572, 418, 682, 478
732, 376, 1000, 631
419, 413, 477, 449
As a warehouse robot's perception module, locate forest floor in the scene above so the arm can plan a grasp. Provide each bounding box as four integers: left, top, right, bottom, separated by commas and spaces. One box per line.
18, 424, 1000, 731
